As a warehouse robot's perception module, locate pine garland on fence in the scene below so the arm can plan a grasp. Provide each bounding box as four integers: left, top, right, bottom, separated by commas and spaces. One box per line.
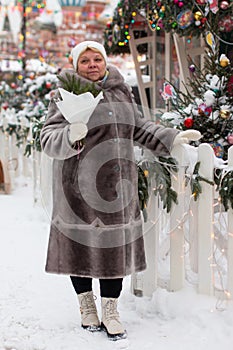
152, 156, 179, 213
190, 161, 215, 201
24, 119, 44, 157
215, 169, 233, 211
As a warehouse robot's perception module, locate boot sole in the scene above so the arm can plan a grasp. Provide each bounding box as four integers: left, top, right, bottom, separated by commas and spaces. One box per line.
82, 324, 102, 332
101, 322, 127, 341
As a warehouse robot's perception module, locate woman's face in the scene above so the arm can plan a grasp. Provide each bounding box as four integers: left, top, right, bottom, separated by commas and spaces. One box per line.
77, 49, 106, 81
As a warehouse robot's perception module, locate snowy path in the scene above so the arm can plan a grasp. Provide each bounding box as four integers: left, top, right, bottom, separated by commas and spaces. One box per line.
0, 179, 233, 350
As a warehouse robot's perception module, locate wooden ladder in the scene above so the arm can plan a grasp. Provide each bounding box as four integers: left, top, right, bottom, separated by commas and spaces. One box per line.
129, 29, 206, 118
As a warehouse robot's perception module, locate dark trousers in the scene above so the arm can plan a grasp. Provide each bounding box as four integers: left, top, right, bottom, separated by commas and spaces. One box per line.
70, 276, 123, 298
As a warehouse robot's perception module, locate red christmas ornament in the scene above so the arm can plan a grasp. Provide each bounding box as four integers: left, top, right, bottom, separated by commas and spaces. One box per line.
46, 82, 52, 89
106, 21, 112, 29
184, 118, 194, 128
2, 102, 9, 110
196, 0, 206, 4
201, 17, 207, 25
11, 82, 17, 89
29, 73, 35, 80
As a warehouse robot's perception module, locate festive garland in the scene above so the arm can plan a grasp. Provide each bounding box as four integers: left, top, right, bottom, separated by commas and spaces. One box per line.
24, 118, 44, 156
189, 161, 215, 200
215, 168, 233, 210
138, 156, 233, 218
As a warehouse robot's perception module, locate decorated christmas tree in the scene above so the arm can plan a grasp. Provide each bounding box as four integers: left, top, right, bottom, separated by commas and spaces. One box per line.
161, 33, 233, 160
104, 0, 233, 55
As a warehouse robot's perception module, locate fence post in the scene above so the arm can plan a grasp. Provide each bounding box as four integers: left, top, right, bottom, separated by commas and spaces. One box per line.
227, 146, 233, 299
131, 181, 159, 297
32, 150, 41, 204
11, 133, 20, 177
189, 199, 198, 273
0, 133, 11, 193
197, 143, 214, 295
170, 144, 186, 291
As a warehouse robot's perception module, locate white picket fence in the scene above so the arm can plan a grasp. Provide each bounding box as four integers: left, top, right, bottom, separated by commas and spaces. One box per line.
1, 131, 233, 300
132, 143, 233, 301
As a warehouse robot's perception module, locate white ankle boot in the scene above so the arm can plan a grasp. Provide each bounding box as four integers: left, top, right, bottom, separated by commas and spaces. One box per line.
101, 297, 127, 340
77, 291, 101, 332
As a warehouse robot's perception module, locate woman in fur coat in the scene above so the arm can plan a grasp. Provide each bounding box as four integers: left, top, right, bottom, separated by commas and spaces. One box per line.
40, 40, 201, 340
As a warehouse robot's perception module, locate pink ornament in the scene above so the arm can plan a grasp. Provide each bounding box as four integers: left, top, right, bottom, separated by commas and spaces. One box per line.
227, 135, 233, 144
178, 1, 184, 7
220, 1, 229, 10
195, 20, 201, 26
173, 0, 179, 4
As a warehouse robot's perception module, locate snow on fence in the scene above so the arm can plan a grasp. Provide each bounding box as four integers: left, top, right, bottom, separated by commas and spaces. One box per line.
1, 130, 233, 301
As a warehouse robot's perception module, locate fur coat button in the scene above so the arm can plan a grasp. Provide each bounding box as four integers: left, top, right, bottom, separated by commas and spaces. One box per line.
113, 164, 120, 172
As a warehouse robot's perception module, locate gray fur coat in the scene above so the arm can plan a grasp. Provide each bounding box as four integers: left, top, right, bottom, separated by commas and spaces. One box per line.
40, 65, 178, 278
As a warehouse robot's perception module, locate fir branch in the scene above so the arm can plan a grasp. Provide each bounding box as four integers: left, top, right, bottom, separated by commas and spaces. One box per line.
24, 119, 44, 157
190, 161, 214, 201
152, 156, 179, 213
137, 163, 149, 221
57, 73, 100, 97
215, 169, 233, 211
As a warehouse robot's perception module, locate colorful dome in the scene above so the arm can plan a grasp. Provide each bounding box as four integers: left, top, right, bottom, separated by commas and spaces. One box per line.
58, 0, 86, 6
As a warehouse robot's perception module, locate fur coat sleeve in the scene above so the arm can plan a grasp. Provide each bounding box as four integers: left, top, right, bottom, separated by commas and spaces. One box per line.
40, 93, 80, 160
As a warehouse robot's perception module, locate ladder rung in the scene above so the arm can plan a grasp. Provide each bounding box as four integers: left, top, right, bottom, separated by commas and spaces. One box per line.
142, 81, 154, 89
138, 59, 154, 66
133, 35, 154, 46
186, 46, 206, 56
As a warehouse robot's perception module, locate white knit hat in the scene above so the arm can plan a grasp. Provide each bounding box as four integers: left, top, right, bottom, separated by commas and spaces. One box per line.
70, 41, 108, 70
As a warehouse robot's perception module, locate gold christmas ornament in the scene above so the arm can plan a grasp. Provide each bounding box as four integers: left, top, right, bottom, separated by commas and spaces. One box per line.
194, 11, 202, 21
219, 54, 230, 67
220, 110, 230, 119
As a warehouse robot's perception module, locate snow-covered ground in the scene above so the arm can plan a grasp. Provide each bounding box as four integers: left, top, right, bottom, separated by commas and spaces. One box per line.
0, 178, 233, 350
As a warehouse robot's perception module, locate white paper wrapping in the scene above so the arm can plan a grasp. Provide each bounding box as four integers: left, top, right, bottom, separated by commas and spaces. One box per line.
56, 88, 104, 124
